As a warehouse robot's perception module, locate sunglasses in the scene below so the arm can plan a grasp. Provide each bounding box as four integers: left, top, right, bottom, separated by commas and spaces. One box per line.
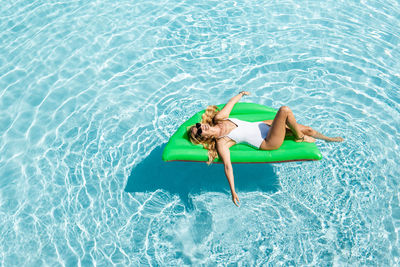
195, 123, 202, 137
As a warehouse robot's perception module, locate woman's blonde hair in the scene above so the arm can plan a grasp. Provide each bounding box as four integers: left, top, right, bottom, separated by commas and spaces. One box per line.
188, 105, 220, 165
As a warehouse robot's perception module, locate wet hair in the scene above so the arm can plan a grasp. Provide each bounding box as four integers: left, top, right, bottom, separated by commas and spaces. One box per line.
188, 105, 220, 165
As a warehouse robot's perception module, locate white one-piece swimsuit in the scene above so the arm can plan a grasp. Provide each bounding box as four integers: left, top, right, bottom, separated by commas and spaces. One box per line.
222, 118, 270, 149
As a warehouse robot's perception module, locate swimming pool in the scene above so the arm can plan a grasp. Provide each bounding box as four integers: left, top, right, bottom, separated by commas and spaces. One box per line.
1, 0, 399, 265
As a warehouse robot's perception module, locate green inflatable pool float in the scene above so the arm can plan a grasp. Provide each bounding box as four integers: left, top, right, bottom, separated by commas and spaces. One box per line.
162, 103, 322, 163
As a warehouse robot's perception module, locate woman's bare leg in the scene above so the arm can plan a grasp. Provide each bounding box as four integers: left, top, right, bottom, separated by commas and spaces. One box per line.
264, 119, 344, 142
300, 126, 344, 142
260, 106, 314, 150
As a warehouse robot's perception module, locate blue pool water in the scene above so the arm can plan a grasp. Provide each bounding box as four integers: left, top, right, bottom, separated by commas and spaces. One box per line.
1, 0, 400, 265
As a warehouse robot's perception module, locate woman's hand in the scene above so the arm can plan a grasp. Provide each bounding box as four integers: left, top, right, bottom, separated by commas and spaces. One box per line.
231, 191, 240, 207
215, 91, 250, 120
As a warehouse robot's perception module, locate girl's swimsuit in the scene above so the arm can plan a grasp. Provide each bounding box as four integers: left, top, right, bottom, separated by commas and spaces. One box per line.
221, 118, 270, 148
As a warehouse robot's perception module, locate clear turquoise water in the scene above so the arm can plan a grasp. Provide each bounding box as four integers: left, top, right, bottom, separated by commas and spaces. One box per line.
1, 0, 400, 265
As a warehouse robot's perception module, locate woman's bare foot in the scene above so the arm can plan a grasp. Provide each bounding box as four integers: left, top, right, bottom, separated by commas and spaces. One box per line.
312, 131, 344, 142
325, 137, 344, 142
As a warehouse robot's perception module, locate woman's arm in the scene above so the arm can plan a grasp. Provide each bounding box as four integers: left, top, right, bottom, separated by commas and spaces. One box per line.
214, 91, 250, 120
216, 140, 240, 207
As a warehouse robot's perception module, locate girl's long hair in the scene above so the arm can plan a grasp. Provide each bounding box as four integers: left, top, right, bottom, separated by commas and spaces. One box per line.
188, 105, 220, 165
